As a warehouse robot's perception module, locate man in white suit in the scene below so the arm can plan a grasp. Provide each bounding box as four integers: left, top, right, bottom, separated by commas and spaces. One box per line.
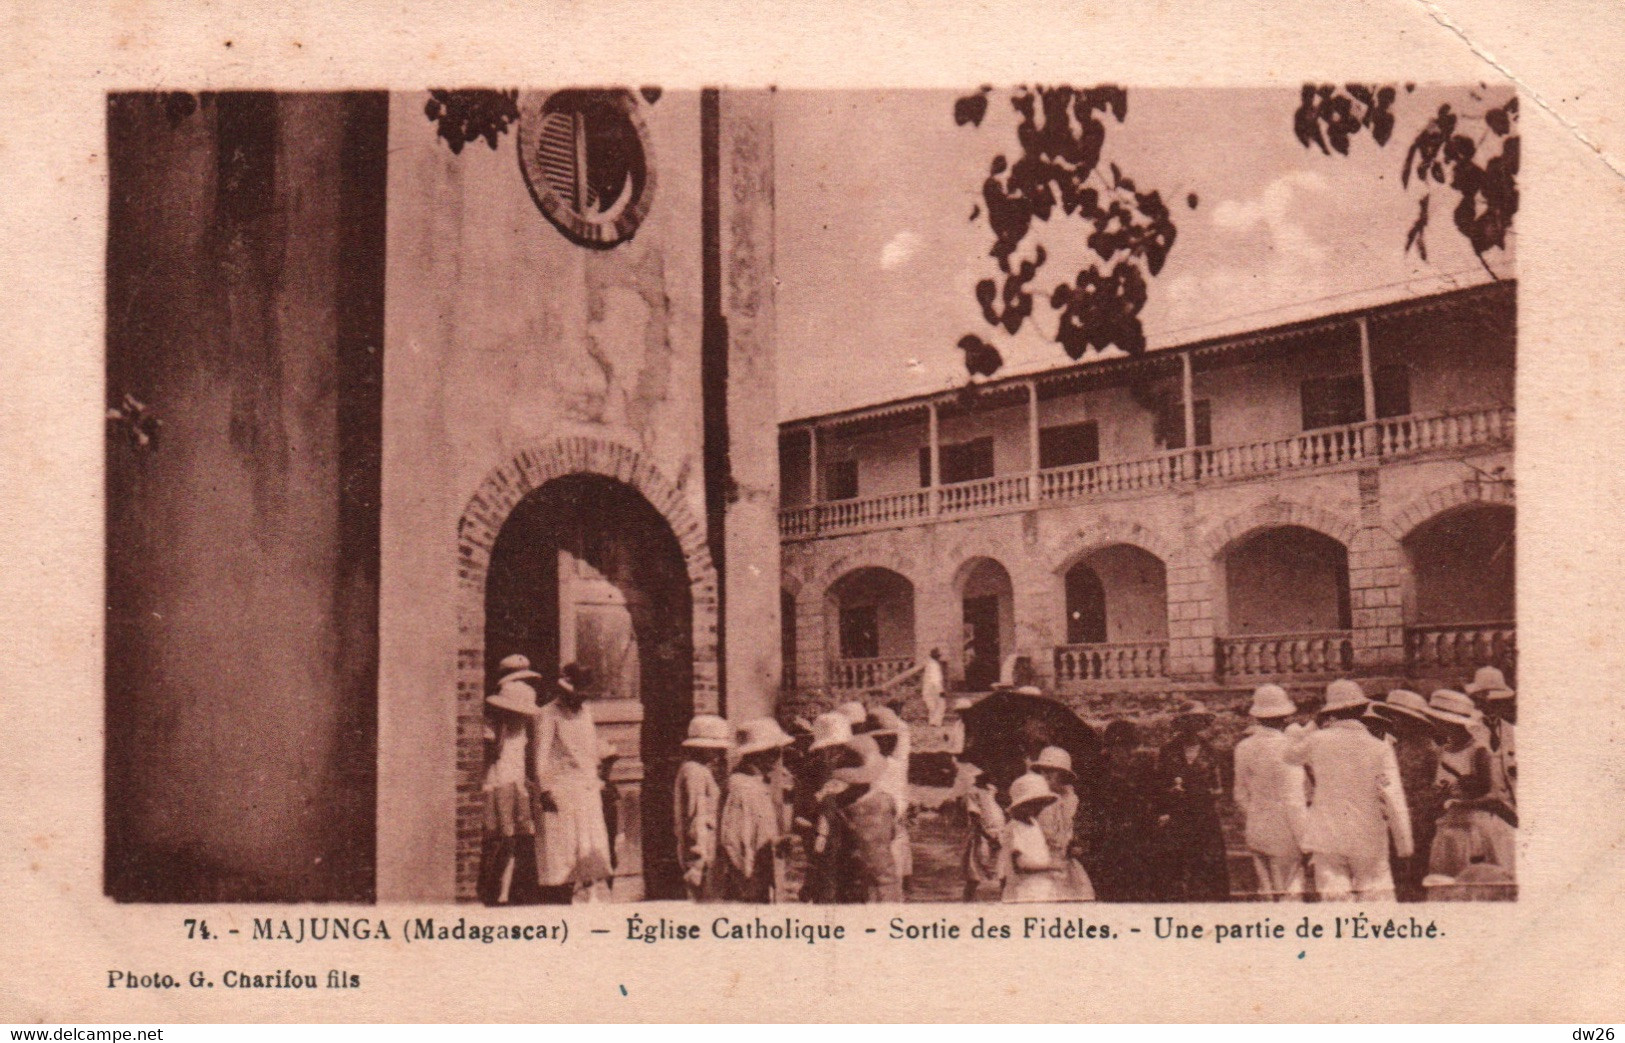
1232, 684, 1308, 900
1287, 679, 1413, 901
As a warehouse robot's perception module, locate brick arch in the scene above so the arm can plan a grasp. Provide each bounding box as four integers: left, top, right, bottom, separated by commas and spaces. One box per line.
949, 551, 1019, 592
812, 557, 923, 603
1199, 499, 1360, 560
1049, 518, 1179, 575
1384, 479, 1515, 542
451, 436, 717, 901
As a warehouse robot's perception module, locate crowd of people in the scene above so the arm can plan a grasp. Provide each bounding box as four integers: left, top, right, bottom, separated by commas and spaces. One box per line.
478, 649, 1517, 904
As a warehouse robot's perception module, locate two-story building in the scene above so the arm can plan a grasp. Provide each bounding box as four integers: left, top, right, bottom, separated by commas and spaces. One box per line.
779, 282, 1515, 705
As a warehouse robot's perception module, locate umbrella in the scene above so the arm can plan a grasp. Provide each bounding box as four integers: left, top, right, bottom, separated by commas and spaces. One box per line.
959, 688, 1101, 794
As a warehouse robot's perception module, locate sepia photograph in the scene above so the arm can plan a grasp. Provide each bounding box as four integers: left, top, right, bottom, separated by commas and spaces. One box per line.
102, 83, 1519, 911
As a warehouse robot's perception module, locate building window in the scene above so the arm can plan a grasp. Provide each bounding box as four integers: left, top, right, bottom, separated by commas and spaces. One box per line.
1374, 364, 1411, 419
1301, 368, 1411, 430
825, 459, 859, 501
1039, 421, 1100, 468
919, 436, 995, 486
1155, 399, 1212, 450
839, 603, 880, 659
781, 589, 797, 690
1301, 374, 1364, 430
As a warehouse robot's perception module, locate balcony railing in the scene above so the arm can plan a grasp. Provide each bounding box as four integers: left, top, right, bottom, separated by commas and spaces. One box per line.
1054, 641, 1169, 683
1406, 621, 1516, 677
780, 404, 1512, 540
828, 656, 914, 691
1217, 630, 1354, 679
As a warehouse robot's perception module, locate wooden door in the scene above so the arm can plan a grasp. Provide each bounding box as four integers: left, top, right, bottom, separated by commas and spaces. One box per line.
963, 594, 1002, 691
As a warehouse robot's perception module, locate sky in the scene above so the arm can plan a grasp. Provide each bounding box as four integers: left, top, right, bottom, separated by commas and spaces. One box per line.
772, 86, 1516, 420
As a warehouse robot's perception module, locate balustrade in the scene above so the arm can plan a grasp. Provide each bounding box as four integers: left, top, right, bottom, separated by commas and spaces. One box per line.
1406, 621, 1516, 676
1218, 631, 1354, 679
779, 405, 1513, 540
1039, 452, 1183, 501
1053, 641, 1170, 682
828, 656, 915, 691
937, 473, 1032, 516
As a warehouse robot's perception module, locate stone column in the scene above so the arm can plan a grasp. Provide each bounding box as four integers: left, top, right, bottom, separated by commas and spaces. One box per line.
1012, 532, 1060, 688
1167, 493, 1219, 682
720, 89, 781, 723
1350, 468, 1407, 673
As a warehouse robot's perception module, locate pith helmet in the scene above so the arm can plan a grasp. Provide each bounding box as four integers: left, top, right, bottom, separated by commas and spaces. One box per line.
682, 714, 733, 750
806, 712, 854, 752
1030, 746, 1076, 782
1322, 679, 1368, 714
735, 718, 794, 757
1249, 683, 1296, 719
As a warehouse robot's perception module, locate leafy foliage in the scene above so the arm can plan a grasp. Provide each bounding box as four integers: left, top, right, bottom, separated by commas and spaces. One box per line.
425, 89, 520, 154
1294, 85, 1517, 274
1293, 83, 1401, 155
954, 85, 1188, 377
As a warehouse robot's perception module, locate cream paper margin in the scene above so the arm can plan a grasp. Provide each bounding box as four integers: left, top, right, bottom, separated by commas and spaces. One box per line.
1, 0, 1622, 1023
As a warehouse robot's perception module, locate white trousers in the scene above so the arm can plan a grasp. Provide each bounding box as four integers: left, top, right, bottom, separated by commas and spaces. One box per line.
1312, 851, 1394, 901
1250, 853, 1305, 901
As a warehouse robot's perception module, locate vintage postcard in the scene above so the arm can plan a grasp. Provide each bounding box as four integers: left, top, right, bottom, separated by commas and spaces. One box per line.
2, 0, 1623, 1024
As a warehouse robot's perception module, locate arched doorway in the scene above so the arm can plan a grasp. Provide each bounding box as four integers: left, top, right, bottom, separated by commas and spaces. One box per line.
1402, 503, 1515, 679
957, 557, 1015, 691
1217, 525, 1352, 678
1058, 545, 1169, 682
825, 567, 915, 691
485, 473, 693, 901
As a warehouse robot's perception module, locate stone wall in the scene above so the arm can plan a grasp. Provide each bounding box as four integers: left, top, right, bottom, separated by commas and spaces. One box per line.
376, 89, 779, 901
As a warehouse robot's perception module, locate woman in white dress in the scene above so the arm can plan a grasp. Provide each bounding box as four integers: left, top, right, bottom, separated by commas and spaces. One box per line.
531, 663, 614, 903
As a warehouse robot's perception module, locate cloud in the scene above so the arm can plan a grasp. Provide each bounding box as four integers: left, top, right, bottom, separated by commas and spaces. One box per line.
1149, 171, 1337, 338
1210, 170, 1330, 267
880, 230, 923, 270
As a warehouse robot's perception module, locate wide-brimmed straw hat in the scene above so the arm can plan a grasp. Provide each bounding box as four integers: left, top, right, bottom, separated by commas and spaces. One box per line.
1322, 678, 1369, 714
681, 714, 733, 750
1465, 666, 1515, 702
1249, 683, 1296, 720
860, 705, 906, 737
1007, 772, 1058, 816
486, 676, 542, 716
735, 718, 794, 757
1029, 745, 1076, 782
807, 712, 855, 752
832, 733, 887, 785
1378, 689, 1435, 727
495, 653, 543, 687
1426, 689, 1480, 726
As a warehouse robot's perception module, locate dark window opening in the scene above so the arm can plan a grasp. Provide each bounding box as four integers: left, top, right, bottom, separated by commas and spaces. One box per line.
1301, 374, 1364, 430
1374, 365, 1411, 419
1155, 399, 1212, 450
1039, 421, 1101, 469
1301, 367, 1410, 430
1065, 564, 1108, 645
781, 589, 797, 690
920, 436, 995, 486
825, 459, 859, 501
839, 603, 880, 660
